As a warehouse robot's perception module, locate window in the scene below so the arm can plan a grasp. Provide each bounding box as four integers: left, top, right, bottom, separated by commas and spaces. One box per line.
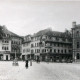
39, 49, 40, 53
42, 49, 44, 53
69, 50, 71, 53
6, 47, 8, 50
58, 43, 59, 47
65, 49, 66, 53
54, 49, 56, 53
56, 37, 59, 41
77, 42, 79, 48
35, 43, 36, 47
23, 49, 25, 53
2, 46, 4, 50
76, 31, 79, 37
45, 49, 46, 53
5, 47, 6, 50
7, 41, 9, 43
37, 43, 39, 47
35, 49, 37, 53
58, 49, 60, 53
61, 50, 63, 53
54, 43, 56, 47
31, 44, 34, 48
31, 50, 34, 53
77, 53, 79, 59
50, 49, 52, 52
12, 41, 13, 44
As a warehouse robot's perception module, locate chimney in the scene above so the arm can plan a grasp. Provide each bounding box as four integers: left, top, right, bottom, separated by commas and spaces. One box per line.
72, 21, 76, 28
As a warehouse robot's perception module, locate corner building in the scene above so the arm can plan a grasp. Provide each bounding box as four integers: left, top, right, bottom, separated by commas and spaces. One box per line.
22, 28, 72, 62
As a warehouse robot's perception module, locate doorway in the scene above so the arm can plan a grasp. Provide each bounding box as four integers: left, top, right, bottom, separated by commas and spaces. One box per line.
6, 55, 8, 60
77, 53, 79, 59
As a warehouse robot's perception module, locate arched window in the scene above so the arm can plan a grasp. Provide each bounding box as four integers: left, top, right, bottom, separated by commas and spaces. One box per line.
77, 53, 79, 59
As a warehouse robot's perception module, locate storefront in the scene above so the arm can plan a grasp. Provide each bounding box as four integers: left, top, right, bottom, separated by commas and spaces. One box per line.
40, 53, 73, 62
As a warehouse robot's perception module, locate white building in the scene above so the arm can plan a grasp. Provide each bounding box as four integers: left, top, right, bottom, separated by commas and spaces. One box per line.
0, 39, 11, 60
22, 35, 31, 60
0, 26, 23, 60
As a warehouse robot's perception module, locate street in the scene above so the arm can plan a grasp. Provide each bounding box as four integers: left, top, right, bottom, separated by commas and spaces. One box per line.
0, 61, 80, 80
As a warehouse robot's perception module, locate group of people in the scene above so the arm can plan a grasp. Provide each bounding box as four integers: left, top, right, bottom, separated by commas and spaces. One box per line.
25, 59, 33, 68
25, 58, 40, 69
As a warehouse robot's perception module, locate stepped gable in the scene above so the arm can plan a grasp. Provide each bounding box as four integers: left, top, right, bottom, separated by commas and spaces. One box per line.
33, 28, 71, 38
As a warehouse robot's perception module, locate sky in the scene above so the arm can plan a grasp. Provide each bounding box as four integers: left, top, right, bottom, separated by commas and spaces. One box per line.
0, 0, 80, 36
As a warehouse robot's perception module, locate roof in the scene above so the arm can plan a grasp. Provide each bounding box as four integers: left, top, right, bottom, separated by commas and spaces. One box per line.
1, 26, 22, 38
25, 34, 32, 38
33, 28, 71, 38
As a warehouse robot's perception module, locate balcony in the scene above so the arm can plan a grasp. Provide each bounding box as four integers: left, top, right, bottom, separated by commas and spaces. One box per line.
45, 38, 72, 44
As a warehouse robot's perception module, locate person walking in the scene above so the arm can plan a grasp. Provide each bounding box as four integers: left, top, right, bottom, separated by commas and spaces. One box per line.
25, 59, 28, 68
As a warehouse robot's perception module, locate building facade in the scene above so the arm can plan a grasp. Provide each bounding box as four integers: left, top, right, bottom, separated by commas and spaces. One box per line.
72, 22, 80, 61
1, 21, 80, 62
0, 39, 11, 60
0, 26, 23, 60
10, 36, 22, 60
22, 28, 72, 62
22, 35, 31, 60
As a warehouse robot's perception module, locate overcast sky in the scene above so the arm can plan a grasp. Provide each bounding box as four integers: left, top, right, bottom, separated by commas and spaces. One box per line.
0, 0, 80, 36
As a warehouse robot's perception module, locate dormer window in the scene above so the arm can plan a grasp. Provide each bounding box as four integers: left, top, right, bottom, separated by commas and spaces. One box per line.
42, 35, 46, 40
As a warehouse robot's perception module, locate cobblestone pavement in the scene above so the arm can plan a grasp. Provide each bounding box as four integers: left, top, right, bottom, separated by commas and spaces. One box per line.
0, 61, 80, 80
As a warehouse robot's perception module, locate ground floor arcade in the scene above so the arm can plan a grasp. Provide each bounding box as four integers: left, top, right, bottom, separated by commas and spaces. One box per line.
22, 53, 73, 62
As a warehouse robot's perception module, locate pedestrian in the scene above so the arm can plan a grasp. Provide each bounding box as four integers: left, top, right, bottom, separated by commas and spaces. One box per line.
25, 59, 28, 68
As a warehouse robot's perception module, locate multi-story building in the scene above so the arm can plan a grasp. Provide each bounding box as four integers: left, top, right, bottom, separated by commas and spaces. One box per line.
0, 38, 11, 60
1, 22, 78, 62
22, 35, 31, 60
22, 28, 72, 62
0, 26, 23, 60
72, 22, 80, 61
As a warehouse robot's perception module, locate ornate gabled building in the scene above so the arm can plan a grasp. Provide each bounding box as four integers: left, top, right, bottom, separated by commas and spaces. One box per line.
0, 26, 23, 60
22, 28, 72, 62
